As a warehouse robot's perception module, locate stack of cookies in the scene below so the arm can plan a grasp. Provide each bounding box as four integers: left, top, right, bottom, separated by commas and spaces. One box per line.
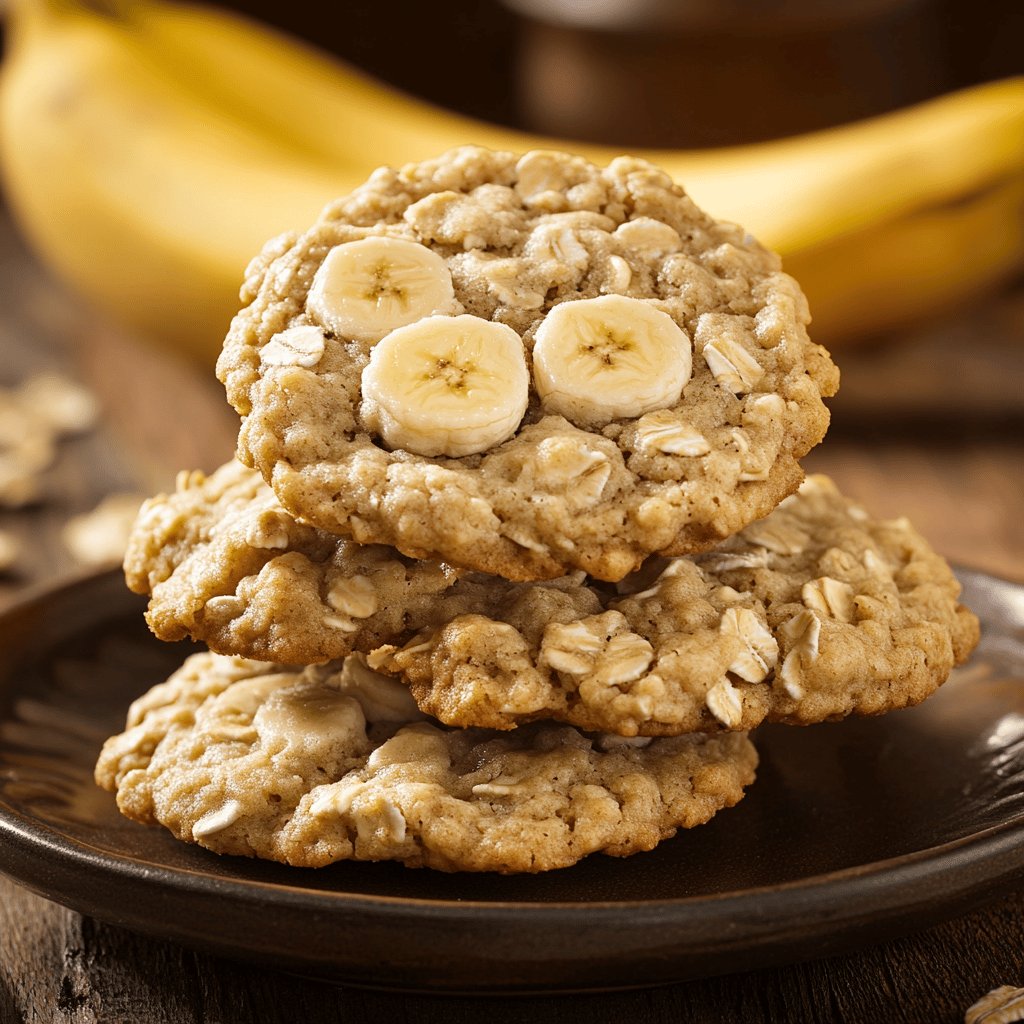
95, 148, 979, 873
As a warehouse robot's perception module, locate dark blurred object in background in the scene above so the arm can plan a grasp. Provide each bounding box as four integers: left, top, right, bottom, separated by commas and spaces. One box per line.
219, 0, 522, 129
510, 0, 948, 145
220, 0, 1022, 147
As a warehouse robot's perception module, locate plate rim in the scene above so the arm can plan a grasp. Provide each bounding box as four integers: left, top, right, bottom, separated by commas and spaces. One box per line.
0, 566, 1022, 990
2, 785, 1023, 916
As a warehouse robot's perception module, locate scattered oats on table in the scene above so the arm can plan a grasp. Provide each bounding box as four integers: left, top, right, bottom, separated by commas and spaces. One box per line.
63, 492, 146, 568
0, 530, 18, 573
0, 371, 100, 508
966, 985, 1024, 1024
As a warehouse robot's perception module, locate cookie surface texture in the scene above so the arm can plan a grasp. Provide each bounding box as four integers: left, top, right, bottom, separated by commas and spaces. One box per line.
218, 146, 839, 582
371, 476, 980, 735
123, 460, 456, 663
95, 653, 757, 873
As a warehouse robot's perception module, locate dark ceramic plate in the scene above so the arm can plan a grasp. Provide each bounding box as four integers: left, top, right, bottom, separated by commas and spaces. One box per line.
0, 569, 1022, 993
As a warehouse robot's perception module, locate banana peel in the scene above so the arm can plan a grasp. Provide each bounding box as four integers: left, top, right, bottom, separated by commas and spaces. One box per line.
1, 0, 1023, 361
788, 174, 1024, 342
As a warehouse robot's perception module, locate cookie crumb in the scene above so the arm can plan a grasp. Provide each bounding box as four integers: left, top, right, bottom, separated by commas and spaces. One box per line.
966, 985, 1024, 1024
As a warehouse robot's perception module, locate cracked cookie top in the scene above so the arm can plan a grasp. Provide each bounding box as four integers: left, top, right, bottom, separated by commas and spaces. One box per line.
218, 146, 839, 582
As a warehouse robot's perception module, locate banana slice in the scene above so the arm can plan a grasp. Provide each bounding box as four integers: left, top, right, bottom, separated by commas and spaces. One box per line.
532, 295, 692, 428
307, 237, 457, 343
361, 314, 529, 458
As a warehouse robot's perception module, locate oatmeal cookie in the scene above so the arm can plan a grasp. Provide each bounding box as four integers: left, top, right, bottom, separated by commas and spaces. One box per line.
218, 146, 839, 582
95, 652, 756, 873
370, 476, 980, 735
124, 460, 455, 663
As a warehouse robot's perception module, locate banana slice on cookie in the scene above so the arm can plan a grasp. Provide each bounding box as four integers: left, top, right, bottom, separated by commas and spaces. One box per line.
361, 314, 529, 458
532, 295, 692, 428
307, 237, 458, 343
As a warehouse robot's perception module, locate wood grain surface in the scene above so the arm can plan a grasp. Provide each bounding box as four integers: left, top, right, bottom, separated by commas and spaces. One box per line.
0, 207, 1022, 1023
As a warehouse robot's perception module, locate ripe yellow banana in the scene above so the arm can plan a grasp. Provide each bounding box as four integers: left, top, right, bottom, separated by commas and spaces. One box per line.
1, 0, 1023, 361
127, 0, 1024, 251
787, 173, 1024, 340
0, 0, 346, 359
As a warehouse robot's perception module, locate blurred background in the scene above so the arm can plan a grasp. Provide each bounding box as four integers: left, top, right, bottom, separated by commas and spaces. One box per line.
0, 2, 1023, 1007
0, 0, 1022, 609
227, 0, 1023, 145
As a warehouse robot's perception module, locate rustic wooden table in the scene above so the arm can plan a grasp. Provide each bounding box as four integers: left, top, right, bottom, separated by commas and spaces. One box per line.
0, 206, 1022, 1022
